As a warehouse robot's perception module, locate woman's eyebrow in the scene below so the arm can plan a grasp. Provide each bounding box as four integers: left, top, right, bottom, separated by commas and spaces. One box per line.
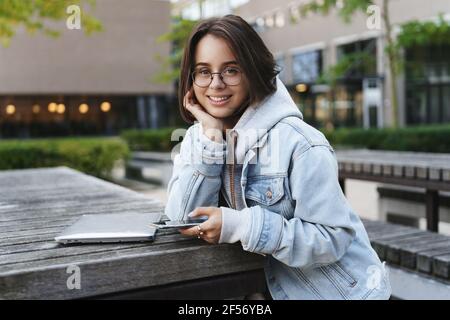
195, 61, 238, 67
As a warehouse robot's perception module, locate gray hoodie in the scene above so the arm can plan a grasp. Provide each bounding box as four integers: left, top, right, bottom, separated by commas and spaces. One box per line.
218, 77, 304, 243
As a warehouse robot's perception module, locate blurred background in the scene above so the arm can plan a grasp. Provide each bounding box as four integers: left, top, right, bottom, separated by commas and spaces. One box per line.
1, 0, 450, 300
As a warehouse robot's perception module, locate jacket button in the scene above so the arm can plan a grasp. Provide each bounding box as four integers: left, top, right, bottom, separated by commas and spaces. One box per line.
266, 190, 272, 199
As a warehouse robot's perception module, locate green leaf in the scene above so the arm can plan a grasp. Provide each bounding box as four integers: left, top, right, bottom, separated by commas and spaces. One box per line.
151, 16, 198, 85
0, 0, 102, 46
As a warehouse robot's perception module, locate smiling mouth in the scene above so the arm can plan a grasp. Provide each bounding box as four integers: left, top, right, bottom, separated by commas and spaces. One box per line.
207, 95, 232, 105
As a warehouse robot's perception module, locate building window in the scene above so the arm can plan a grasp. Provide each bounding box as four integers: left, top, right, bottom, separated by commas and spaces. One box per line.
181, 2, 201, 20
292, 50, 323, 83
250, 16, 265, 33
229, 0, 250, 8
274, 10, 285, 28
0, 95, 173, 138
336, 38, 377, 79
202, 0, 232, 18
265, 13, 275, 28
329, 38, 378, 128
405, 44, 450, 125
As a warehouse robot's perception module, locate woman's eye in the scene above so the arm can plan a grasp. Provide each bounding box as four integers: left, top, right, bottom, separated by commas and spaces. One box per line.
224, 68, 239, 75
199, 69, 210, 75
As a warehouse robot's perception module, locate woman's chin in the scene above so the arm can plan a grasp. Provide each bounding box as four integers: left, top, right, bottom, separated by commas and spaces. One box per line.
205, 108, 234, 119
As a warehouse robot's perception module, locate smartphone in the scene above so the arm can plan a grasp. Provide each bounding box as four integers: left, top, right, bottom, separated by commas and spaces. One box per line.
152, 217, 207, 229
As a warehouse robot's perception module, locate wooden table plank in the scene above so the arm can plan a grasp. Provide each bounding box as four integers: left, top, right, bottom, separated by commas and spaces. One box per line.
0, 167, 266, 299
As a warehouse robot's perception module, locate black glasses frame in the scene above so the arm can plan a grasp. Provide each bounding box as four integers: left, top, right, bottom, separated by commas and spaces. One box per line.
191, 68, 242, 88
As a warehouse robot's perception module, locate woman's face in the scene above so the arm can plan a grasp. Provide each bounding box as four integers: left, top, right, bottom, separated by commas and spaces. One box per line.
192, 34, 249, 120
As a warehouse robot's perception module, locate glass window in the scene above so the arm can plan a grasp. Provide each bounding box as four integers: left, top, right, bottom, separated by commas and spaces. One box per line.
430, 86, 440, 123
181, 3, 201, 20
443, 86, 450, 122
337, 39, 377, 78
229, 0, 249, 8
405, 44, 450, 125
274, 11, 285, 28
181, 3, 200, 20
202, 0, 231, 18
406, 87, 427, 124
292, 50, 322, 83
265, 14, 274, 28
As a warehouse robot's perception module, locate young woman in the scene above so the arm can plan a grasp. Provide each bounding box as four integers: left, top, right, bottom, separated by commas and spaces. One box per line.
164, 14, 391, 300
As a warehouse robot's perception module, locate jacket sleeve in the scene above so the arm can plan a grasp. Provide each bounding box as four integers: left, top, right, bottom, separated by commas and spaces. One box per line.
164, 124, 226, 221
219, 145, 356, 269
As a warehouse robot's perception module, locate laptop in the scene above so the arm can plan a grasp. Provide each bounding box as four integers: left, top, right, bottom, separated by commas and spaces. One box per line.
54, 212, 162, 244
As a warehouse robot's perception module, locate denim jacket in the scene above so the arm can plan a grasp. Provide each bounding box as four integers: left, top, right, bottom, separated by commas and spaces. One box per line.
165, 77, 391, 300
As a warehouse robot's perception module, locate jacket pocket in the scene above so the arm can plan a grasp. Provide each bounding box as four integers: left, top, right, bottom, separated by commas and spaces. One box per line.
320, 262, 358, 299
245, 176, 285, 206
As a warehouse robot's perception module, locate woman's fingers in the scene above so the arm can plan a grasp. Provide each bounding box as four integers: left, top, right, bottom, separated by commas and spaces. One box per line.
184, 91, 205, 119
184, 90, 224, 141
189, 206, 215, 217
178, 225, 201, 237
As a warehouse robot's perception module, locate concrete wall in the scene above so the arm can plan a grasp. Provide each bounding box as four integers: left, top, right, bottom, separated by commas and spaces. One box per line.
0, 0, 173, 95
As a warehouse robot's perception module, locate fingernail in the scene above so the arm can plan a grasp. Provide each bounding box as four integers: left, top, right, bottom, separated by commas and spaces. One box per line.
188, 211, 194, 217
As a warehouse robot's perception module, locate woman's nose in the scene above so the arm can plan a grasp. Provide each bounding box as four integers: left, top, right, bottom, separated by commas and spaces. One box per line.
209, 74, 226, 89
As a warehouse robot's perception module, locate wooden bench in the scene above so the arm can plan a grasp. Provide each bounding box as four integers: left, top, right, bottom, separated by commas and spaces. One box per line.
377, 185, 450, 228
336, 149, 450, 232
125, 151, 173, 187
363, 218, 450, 299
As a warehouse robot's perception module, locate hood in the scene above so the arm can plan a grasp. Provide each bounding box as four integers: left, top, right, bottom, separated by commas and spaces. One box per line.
231, 76, 303, 164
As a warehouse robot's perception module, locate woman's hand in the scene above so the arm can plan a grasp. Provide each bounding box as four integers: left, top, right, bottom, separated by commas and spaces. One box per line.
179, 207, 222, 244
184, 90, 224, 143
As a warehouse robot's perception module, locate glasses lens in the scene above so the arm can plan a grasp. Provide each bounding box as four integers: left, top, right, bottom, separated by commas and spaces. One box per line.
221, 67, 241, 86
193, 70, 211, 87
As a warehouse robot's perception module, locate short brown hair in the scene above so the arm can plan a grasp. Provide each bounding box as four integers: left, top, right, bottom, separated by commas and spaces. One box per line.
178, 14, 280, 123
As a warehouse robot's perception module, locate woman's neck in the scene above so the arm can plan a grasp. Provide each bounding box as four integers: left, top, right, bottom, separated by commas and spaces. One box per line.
221, 102, 248, 135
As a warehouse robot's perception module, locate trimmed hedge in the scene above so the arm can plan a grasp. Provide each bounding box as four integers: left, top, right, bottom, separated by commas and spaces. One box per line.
120, 125, 450, 154
0, 137, 129, 178
121, 127, 184, 152
322, 125, 450, 153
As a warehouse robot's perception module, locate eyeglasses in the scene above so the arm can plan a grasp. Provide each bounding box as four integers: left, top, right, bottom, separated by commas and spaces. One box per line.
192, 67, 242, 88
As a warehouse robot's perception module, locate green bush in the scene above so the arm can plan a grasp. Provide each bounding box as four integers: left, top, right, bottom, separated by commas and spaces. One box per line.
120, 125, 450, 153
322, 124, 450, 153
121, 127, 185, 152
0, 137, 129, 178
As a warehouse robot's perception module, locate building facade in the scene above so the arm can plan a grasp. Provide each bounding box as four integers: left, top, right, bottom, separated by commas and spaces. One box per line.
175, 0, 450, 129
0, 0, 174, 138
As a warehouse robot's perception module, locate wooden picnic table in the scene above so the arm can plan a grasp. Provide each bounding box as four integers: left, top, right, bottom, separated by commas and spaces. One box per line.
2, 166, 449, 300
336, 149, 450, 232
0, 167, 266, 300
